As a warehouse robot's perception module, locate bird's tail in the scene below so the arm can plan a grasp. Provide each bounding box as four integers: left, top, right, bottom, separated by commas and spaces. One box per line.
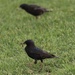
45, 9, 53, 12
47, 54, 58, 58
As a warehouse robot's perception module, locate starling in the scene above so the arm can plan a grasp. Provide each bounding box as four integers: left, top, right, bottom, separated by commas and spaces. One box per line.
20, 4, 52, 19
22, 40, 57, 64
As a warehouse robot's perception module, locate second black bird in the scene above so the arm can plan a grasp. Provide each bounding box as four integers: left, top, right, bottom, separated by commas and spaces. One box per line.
20, 4, 52, 19
22, 40, 57, 64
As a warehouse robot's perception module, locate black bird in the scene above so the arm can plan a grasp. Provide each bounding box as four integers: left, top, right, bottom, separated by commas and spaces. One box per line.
20, 4, 52, 19
22, 40, 57, 64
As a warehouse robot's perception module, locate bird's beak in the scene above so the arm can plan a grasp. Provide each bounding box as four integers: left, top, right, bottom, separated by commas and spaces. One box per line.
49, 9, 53, 12
51, 9, 53, 12
19, 5, 21, 8
20, 42, 25, 47
55, 56, 59, 58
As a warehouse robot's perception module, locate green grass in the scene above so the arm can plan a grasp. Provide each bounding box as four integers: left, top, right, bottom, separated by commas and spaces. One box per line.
0, 0, 75, 75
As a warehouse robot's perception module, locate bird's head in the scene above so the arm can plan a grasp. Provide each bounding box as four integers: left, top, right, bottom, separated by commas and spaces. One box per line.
20, 4, 28, 9
23, 39, 35, 46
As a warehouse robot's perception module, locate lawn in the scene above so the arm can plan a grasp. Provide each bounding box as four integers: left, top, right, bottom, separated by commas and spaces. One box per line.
0, 0, 75, 75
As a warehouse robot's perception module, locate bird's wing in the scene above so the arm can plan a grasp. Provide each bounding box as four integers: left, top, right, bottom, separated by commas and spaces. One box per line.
29, 4, 44, 11
29, 4, 41, 8
30, 47, 52, 59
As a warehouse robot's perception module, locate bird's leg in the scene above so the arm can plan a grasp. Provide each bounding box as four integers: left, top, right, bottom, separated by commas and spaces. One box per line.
41, 59, 43, 63
36, 16, 38, 19
40, 59, 43, 67
36, 16, 40, 19
34, 60, 37, 64
38, 59, 43, 72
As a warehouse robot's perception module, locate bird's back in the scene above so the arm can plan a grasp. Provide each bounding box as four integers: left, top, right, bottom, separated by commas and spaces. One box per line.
25, 4, 44, 16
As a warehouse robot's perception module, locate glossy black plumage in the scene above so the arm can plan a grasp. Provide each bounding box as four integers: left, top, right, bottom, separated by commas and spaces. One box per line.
20, 4, 52, 18
23, 40, 57, 64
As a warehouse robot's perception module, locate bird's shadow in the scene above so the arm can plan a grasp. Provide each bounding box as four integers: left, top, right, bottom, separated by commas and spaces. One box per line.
25, 61, 52, 74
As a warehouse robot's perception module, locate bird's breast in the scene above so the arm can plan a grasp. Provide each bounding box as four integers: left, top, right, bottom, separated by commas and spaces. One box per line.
25, 47, 35, 59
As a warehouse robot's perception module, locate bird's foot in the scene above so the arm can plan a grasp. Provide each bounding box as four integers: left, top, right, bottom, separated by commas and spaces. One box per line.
34, 60, 37, 64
